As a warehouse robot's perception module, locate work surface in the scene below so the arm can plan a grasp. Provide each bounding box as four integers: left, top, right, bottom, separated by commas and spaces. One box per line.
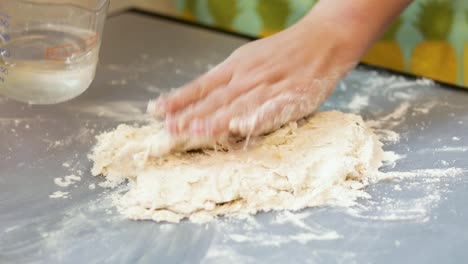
1, 11, 468, 264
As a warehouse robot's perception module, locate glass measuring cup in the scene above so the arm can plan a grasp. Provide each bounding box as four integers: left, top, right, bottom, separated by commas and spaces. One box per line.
0, 0, 109, 104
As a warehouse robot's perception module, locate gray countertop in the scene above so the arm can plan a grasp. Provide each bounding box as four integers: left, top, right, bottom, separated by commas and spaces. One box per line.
1, 10, 468, 264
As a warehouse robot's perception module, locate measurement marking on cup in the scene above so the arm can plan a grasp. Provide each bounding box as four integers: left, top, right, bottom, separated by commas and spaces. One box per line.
0, 33, 10, 41
0, 48, 10, 58
0, 0, 108, 104
0, 18, 9, 28
45, 33, 98, 61
0, 13, 11, 84
0, 66, 8, 75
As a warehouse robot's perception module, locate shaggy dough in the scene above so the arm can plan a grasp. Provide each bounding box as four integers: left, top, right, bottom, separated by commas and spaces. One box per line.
90, 111, 383, 223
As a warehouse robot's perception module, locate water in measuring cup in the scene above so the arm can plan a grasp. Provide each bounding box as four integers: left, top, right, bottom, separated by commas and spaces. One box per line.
0, 24, 100, 104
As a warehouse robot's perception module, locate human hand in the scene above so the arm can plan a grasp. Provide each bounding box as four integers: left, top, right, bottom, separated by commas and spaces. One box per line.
148, 7, 365, 138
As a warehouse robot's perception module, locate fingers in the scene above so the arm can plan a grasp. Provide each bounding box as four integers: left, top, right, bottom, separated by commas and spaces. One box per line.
163, 86, 230, 135
184, 81, 288, 137
160, 75, 331, 139
229, 94, 317, 137
170, 79, 319, 138
168, 75, 279, 134
147, 62, 232, 117
230, 96, 295, 137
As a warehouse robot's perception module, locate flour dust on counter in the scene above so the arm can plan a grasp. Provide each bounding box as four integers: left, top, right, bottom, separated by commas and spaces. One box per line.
54, 174, 81, 188
83, 69, 468, 227
331, 72, 468, 223
49, 191, 69, 199
90, 111, 385, 223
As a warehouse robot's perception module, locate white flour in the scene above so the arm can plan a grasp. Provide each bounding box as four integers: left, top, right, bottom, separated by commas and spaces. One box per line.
20, 67, 465, 262
68, 101, 149, 122
381, 168, 466, 180
54, 175, 81, 188
88, 83, 467, 225
347, 95, 370, 113
90, 111, 384, 223
49, 191, 69, 199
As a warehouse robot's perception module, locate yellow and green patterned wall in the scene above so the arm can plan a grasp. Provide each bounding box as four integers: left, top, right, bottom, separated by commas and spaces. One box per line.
140, 0, 468, 87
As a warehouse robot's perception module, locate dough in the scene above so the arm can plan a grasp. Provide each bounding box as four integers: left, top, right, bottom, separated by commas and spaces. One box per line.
90, 111, 384, 223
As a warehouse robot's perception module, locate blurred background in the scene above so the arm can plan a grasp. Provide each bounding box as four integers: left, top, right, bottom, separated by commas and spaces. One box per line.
110, 0, 468, 88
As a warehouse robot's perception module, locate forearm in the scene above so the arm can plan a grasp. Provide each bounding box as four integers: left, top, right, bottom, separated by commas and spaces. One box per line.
298, 0, 412, 63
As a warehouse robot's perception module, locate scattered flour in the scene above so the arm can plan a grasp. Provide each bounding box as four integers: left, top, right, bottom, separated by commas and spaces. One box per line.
224, 215, 340, 247
89, 91, 466, 225
227, 231, 339, 247
347, 192, 442, 222
69, 101, 149, 121
380, 168, 466, 180
347, 95, 370, 112
367, 102, 411, 129
145, 85, 163, 93
440, 160, 450, 166
382, 151, 405, 168
412, 101, 439, 115
49, 191, 69, 199
54, 175, 81, 188
203, 245, 256, 263
83, 72, 466, 238
418, 146, 468, 153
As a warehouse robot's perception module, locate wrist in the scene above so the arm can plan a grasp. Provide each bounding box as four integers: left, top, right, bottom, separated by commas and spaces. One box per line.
301, 11, 374, 62
288, 15, 363, 77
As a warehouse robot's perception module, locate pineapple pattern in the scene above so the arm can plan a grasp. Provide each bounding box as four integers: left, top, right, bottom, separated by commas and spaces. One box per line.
257, 0, 290, 37
362, 17, 405, 71
206, 0, 238, 30
465, 5, 468, 85
411, 0, 457, 84
171, 0, 467, 87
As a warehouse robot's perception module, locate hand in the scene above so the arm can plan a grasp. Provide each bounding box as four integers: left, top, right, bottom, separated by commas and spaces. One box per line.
148, 0, 411, 138
147, 0, 409, 138
148, 22, 354, 138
